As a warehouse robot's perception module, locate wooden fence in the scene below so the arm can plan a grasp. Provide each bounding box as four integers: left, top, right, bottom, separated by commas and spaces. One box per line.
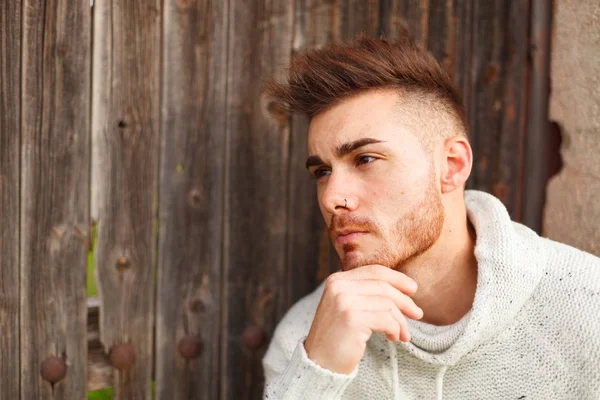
0, 0, 548, 399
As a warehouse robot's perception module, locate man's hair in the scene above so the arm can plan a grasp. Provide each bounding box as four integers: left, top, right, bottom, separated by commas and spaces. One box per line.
265, 35, 468, 138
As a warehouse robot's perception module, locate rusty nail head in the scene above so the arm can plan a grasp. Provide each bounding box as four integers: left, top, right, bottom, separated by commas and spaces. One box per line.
178, 335, 204, 359
116, 257, 130, 271
110, 343, 135, 370
40, 356, 67, 383
243, 325, 267, 350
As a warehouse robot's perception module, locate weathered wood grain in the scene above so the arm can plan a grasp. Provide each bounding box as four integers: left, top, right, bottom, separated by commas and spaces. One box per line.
467, 0, 529, 219
335, 0, 382, 40
285, 0, 339, 312
222, 1, 293, 398
20, 0, 91, 398
0, 1, 21, 398
380, 0, 429, 44
451, 0, 474, 132
92, 1, 160, 398
156, 0, 228, 399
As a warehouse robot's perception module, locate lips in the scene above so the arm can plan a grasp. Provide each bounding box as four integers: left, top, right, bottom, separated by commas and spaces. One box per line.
336, 230, 368, 244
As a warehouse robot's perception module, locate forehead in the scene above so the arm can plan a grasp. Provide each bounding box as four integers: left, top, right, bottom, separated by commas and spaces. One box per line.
307, 90, 422, 154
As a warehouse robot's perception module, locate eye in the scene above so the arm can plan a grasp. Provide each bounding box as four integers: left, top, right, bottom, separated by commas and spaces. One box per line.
312, 167, 331, 180
357, 155, 377, 165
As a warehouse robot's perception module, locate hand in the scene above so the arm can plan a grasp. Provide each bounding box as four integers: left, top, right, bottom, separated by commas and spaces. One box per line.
303, 264, 423, 374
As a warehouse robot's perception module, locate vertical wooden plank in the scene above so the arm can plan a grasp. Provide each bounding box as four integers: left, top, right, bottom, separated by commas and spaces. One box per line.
0, 1, 21, 398
335, 0, 381, 40
379, 0, 430, 44
285, 0, 337, 313
92, 1, 160, 398
20, 0, 90, 399
156, 0, 228, 399
495, 0, 529, 221
222, 1, 293, 399
452, 0, 474, 133
421, 0, 473, 123
426, 0, 454, 74
379, 0, 410, 39
468, 0, 529, 219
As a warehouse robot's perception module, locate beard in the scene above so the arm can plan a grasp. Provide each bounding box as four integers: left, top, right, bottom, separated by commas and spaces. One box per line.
330, 181, 445, 271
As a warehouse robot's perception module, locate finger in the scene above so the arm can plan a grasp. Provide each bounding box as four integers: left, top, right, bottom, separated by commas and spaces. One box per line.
328, 279, 423, 320
340, 264, 419, 294
360, 308, 411, 342
356, 296, 412, 341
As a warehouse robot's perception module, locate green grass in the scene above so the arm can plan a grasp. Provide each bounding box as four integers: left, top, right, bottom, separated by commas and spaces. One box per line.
88, 387, 113, 400
87, 382, 155, 399
87, 222, 98, 297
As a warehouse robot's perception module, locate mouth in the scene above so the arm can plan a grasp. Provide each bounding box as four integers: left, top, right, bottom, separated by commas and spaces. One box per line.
335, 230, 369, 245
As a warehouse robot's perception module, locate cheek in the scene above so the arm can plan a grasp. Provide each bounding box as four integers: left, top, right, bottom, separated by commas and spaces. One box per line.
366, 179, 401, 204
365, 180, 416, 221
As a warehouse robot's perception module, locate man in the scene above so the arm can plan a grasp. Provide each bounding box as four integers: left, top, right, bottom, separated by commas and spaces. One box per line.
262, 35, 600, 399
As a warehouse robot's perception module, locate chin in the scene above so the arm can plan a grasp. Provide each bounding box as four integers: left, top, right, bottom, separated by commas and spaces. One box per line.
338, 251, 363, 271
338, 245, 412, 272
338, 249, 385, 271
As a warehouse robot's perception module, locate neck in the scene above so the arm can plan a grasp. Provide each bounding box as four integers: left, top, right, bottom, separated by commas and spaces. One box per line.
401, 197, 478, 326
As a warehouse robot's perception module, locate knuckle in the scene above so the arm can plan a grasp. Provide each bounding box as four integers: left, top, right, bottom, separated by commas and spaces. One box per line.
327, 272, 342, 282
340, 308, 356, 326
325, 279, 343, 296
334, 293, 351, 311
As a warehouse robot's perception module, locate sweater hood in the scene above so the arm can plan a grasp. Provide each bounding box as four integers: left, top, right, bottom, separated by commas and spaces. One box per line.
396, 190, 547, 366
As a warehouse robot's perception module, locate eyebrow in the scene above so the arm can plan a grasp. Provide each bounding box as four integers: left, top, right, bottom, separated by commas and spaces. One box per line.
305, 138, 386, 169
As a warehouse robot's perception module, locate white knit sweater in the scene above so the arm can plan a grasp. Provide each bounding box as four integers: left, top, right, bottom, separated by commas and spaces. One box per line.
263, 190, 600, 399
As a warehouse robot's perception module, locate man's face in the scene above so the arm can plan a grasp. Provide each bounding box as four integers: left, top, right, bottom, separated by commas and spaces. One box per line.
307, 90, 445, 271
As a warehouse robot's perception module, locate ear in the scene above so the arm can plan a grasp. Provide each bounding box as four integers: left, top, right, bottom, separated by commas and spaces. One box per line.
440, 136, 472, 194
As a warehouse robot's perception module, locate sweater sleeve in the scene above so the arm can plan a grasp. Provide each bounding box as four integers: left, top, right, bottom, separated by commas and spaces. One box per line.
263, 337, 357, 400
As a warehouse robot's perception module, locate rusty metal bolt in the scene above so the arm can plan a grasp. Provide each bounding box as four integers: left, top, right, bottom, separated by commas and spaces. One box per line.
116, 257, 131, 271
40, 356, 67, 383
178, 335, 204, 360
242, 325, 267, 350
110, 343, 135, 370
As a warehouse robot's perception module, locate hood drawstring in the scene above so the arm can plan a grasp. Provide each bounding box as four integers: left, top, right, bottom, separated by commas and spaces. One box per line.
387, 340, 400, 400
387, 340, 449, 400
436, 365, 448, 400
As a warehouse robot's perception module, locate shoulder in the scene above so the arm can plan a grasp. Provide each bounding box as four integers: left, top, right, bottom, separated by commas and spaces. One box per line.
510, 220, 600, 292
514, 233, 600, 384
539, 236, 600, 292
532, 236, 600, 344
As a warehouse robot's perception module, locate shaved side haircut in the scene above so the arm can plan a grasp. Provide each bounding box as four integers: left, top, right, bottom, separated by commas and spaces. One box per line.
265, 35, 469, 149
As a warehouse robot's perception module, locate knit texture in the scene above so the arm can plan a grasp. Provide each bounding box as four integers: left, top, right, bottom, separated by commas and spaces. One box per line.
263, 190, 600, 399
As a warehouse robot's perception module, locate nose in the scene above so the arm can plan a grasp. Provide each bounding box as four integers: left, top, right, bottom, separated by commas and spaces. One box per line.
320, 172, 358, 216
